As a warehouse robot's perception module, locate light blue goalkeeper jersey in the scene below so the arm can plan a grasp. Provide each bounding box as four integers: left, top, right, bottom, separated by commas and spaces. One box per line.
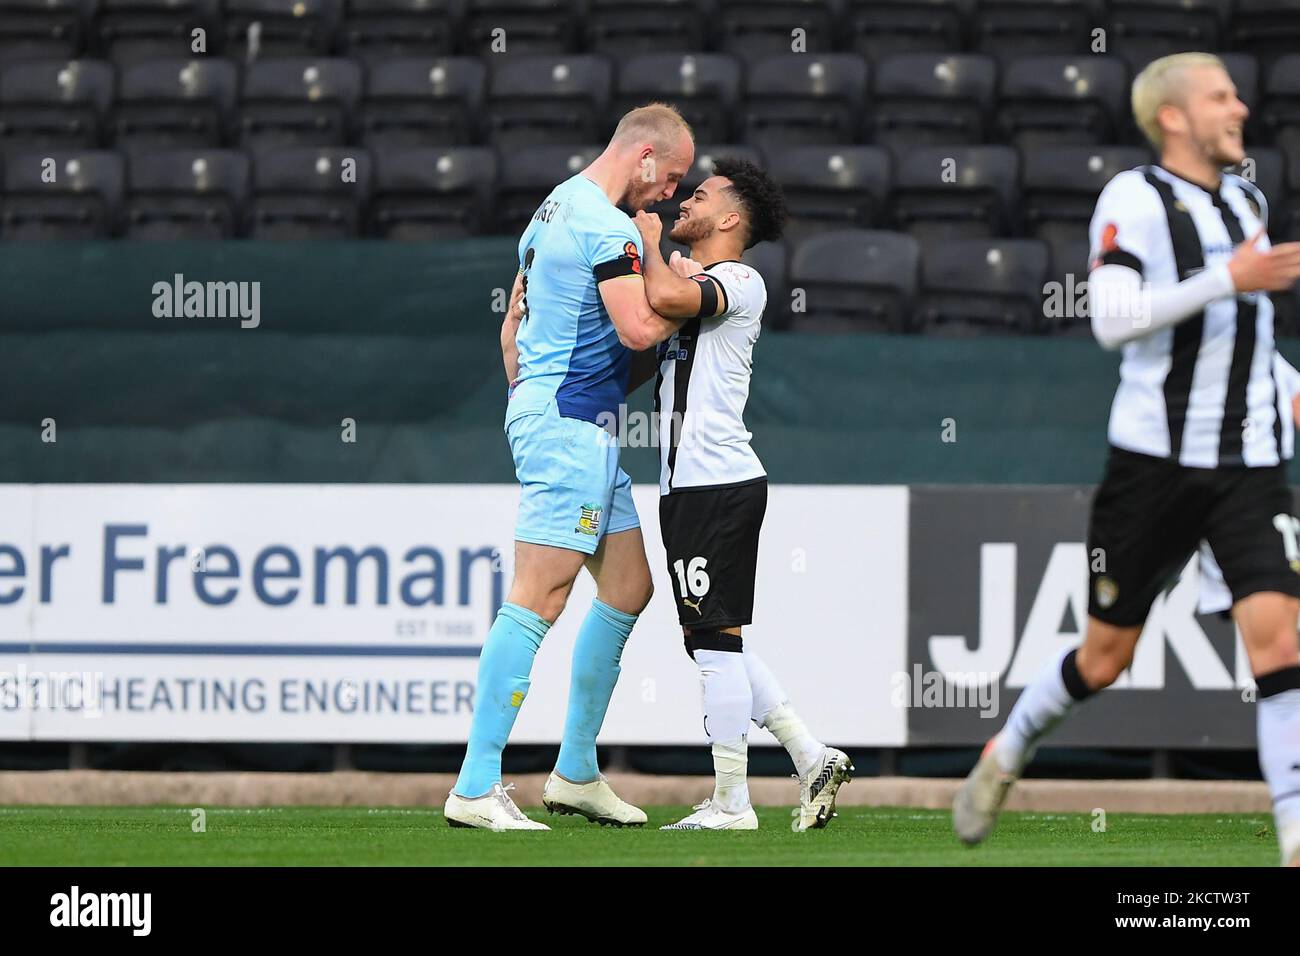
507, 174, 643, 427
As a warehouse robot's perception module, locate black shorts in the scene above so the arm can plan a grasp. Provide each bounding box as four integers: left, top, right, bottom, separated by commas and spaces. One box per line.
1087, 446, 1300, 626
659, 478, 767, 630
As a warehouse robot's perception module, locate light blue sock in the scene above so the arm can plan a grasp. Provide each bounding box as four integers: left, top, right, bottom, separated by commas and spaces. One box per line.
554, 598, 638, 782
454, 602, 551, 798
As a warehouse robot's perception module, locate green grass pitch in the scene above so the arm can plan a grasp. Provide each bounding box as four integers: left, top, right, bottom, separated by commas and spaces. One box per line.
0, 806, 1280, 866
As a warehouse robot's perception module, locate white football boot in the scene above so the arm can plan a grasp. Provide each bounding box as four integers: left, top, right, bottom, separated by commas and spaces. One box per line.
952, 738, 1019, 845
794, 747, 855, 832
444, 782, 550, 831
661, 798, 759, 830
541, 772, 648, 827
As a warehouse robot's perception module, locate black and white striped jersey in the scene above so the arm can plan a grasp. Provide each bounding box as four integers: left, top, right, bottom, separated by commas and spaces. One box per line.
1088, 163, 1286, 468
654, 260, 768, 495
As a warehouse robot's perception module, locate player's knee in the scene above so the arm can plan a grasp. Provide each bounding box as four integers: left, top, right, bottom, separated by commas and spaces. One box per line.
1076, 646, 1131, 690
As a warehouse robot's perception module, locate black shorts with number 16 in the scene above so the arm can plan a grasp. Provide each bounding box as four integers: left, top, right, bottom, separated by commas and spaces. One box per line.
659, 478, 767, 630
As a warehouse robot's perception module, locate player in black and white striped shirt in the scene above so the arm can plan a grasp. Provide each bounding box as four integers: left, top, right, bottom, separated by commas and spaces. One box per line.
955, 53, 1300, 865
629, 158, 853, 832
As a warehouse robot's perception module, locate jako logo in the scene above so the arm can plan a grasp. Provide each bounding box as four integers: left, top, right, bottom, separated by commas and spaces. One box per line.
49, 886, 151, 936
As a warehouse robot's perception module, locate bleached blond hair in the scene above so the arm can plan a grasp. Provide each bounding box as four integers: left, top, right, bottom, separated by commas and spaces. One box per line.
611, 102, 693, 155
1132, 52, 1228, 149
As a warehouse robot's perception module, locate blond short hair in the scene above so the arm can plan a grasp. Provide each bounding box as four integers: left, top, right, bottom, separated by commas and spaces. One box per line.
611, 102, 693, 155
1132, 52, 1227, 149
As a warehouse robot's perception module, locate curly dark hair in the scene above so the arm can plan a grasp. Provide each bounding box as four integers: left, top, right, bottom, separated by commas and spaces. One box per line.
709, 156, 787, 249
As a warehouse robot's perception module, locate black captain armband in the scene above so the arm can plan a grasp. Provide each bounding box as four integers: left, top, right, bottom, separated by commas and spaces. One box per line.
593, 241, 643, 282
1095, 249, 1144, 274
690, 274, 720, 318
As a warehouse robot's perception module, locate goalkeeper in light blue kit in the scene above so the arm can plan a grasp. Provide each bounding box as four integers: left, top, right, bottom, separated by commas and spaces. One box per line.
445, 104, 696, 829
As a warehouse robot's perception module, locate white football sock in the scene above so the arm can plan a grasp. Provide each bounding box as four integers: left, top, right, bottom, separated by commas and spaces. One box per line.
744, 647, 787, 722
1256, 678, 1300, 862
711, 739, 750, 814
695, 649, 753, 812
994, 646, 1092, 775
759, 701, 824, 778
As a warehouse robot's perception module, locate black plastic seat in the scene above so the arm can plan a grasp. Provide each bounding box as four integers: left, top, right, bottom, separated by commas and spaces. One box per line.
112, 57, 237, 149
223, 0, 340, 58
890, 145, 1020, 241
1261, 54, 1300, 149
483, 54, 611, 148
996, 55, 1130, 148
493, 143, 601, 234
236, 56, 362, 150
971, 0, 1098, 66
339, 0, 456, 65
714, 0, 836, 63
612, 53, 741, 145
124, 147, 250, 238
766, 145, 890, 240
788, 229, 920, 334
739, 53, 867, 148
868, 53, 996, 147
248, 145, 372, 238
584, 0, 705, 56
917, 238, 1050, 336
0, 58, 114, 154
359, 57, 485, 149
92, 0, 219, 65
1107, 0, 1229, 71
370, 146, 496, 239
1229, 0, 1300, 76
0, 0, 93, 60
0, 149, 124, 238
461, 0, 576, 55
843, 0, 964, 62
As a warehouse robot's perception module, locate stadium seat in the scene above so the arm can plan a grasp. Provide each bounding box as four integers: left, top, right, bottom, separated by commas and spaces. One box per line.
714, 0, 836, 63
867, 53, 996, 147
917, 237, 1050, 335
369, 146, 496, 239
739, 53, 868, 147
1282, 137, 1300, 241
1106, 0, 1229, 71
1020, 144, 1150, 299
889, 144, 1019, 241
996, 55, 1130, 148
970, 0, 1098, 66
0, 149, 124, 238
766, 144, 890, 239
842, 0, 965, 62
483, 54, 612, 148
358, 57, 485, 149
493, 143, 601, 234
460, 0, 576, 55
124, 147, 250, 238
612, 53, 741, 145
339, 0, 456, 65
584, 0, 706, 56
248, 145, 372, 238
741, 239, 789, 329
0, 0, 92, 61
111, 57, 238, 150
787, 229, 920, 334
223, 0, 341, 59
236, 56, 363, 150
92, 0, 219, 65
1227, 0, 1300, 76
0, 58, 114, 154
645, 143, 763, 234
1261, 54, 1300, 149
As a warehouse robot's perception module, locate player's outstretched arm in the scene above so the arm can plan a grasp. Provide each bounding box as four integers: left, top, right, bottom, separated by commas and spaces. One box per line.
632, 210, 727, 322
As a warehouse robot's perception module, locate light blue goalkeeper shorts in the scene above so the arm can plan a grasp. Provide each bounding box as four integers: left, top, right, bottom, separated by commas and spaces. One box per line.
506, 400, 639, 555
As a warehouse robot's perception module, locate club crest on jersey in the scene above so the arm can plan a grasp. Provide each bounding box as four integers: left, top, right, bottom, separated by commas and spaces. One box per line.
1094, 576, 1119, 610
576, 503, 602, 536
